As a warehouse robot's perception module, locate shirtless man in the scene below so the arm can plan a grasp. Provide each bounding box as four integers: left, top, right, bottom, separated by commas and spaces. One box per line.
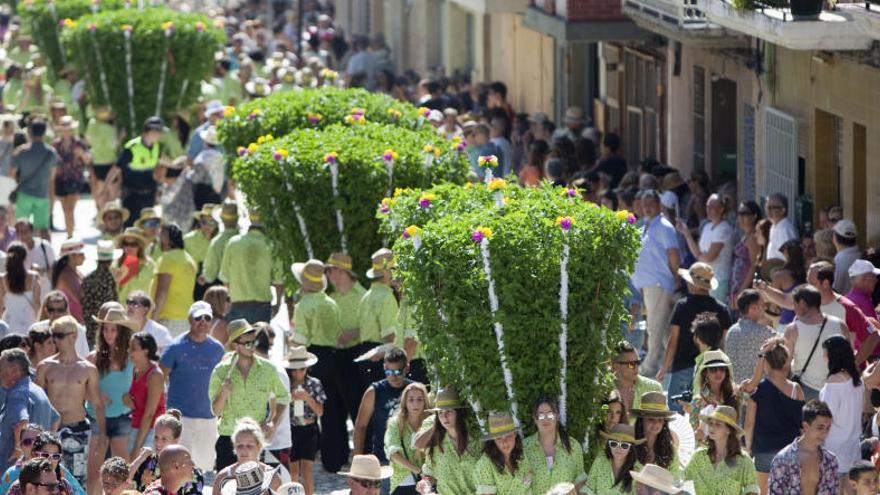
34, 315, 105, 486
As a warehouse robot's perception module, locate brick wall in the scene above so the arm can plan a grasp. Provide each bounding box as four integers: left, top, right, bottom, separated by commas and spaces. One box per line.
567, 0, 625, 20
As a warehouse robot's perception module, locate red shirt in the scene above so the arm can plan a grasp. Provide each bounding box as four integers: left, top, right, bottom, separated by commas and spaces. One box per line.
130, 362, 166, 428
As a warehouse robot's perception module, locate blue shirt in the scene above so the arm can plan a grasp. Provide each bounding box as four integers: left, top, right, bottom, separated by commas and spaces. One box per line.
632, 215, 679, 292
0, 376, 59, 473
186, 121, 209, 161
160, 333, 225, 418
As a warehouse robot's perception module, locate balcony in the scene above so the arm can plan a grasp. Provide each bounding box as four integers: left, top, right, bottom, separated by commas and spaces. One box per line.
698, 0, 875, 50
622, 0, 748, 46
448, 0, 531, 14
837, 1, 880, 40
523, 4, 649, 42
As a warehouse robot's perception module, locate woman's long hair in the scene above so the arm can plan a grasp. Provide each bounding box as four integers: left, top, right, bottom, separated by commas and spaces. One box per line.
781, 242, 807, 285
161, 224, 185, 251
6, 242, 28, 293
395, 383, 430, 438
50, 255, 72, 289
824, 335, 861, 387
707, 423, 744, 467
427, 408, 471, 460
96, 322, 132, 375
482, 434, 523, 475
603, 438, 638, 492
635, 417, 675, 469
532, 396, 571, 453
131, 331, 159, 361
698, 367, 741, 410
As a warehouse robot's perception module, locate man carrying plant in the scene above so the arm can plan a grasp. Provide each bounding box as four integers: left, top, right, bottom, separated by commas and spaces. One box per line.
105, 116, 164, 228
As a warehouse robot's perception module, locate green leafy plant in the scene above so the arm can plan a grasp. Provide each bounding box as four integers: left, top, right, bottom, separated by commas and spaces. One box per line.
231, 122, 469, 281
217, 87, 426, 156
381, 181, 641, 448
61, 8, 224, 133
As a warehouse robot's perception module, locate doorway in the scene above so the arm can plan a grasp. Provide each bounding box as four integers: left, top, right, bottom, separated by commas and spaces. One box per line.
711, 78, 737, 185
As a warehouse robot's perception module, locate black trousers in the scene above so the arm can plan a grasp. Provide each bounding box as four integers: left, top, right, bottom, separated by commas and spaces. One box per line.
309, 345, 366, 472
215, 435, 236, 472
121, 190, 155, 229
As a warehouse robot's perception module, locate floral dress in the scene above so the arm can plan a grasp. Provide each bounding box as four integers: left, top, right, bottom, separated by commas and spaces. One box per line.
420, 417, 480, 495
474, 454, 536, 495
51, 136, 89, 195
522, 433, 587, 495
585, 455, 639, 495
684, 448, 758, 495
133, 453, 204, 494
384, 417, 426, 492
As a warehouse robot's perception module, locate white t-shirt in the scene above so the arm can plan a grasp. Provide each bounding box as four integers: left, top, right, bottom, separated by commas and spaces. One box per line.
267, 362, 292, 451
142, 319, 173, 354
820, 380, 864, 473
698, 220, 734, 281
25, 239, 55, 297
767, 217, 798, 261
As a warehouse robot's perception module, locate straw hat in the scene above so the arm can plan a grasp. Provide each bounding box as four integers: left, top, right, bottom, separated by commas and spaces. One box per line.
134, 207, 161, 229
599, 423, 645, 445
92, 308, 139, 331
759, 257, 785, 282
115, 227, 147, 250
697, 349, 732, 371
337, 455, 393, 480
662, 172, 685, 191
95, 240, 118, 262
366, 248, 395, 280
325, 252, 356, 278
678, 262, 718, 291
283, 346, 318, 370
219, 461, 277, 495
192, 203, 219, 221
700, 405, 744, 436
426, 388, 466, 412
215, 199, 240, 224
629, 464, 683, 494
225, 319, 256, 351
200, 125, 220, 146
59, 238, 85, 257
481, 411, 520, 442
245, 78, 271, 97
99, 199, 131, 225
56, 115, 79, 131
629, 392, 675, 419
562, 106, 587, 126
292, 259, 328, 293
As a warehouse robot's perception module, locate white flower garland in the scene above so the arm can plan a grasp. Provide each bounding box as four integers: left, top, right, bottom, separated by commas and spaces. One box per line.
123, 29, 136, 133
175, 79, 189, 110
385, 158, 394, 198
90, 34, 110, 104
480, 237, 520, 428
278, 165, 314, 258
328, 161, 348, 252
558, 239, 570, 424
155, 29, 172, 116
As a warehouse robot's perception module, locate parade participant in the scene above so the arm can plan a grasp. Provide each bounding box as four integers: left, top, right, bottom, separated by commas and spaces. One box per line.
159, 301, 225, 473
338, 455, 392, 495
523, 396, 586, 494
141, 445, 195, 495
84, 308, 137, 495
115, 228, 157, 306
768, 400, 840, 494
1, 241, 40, 335
126, 332, 166, 459
612, 340, 662, 416
96, 200, 129, 241
599, 391, 628, 439
125, 291, 172, 354
11, 119, 57, 240
84, 106, 121, 212
630, 464, 684, 494
106, 117, 164, 228
34, 316, 104, 486
413, 388, 479, 494
357, 248, 398, 383
98, 457, 129, 495
29, 291, 89, 358
474, 411, 532, 495
211, 418, 283, 493
384, 382, 430, 495
684, 405, 758, 494
208, 319, 290, 470
585, 423, 642, 494
200, 200, 239, 289
687, 350, 740, 438
321, 251, 367, 472
184, 204, 218, 301
219, 210, 283, 324
818, 335, 864, 480
50, 115, 89, 237
81, 240, 118, 345
152, 223, 197, 338
0, 350, 58, 472
129, 410, 205, 494
134, 207, 163, 262
631, 392, 680, 475
251, 324, 292, 472
283, 346, 326, 495
52, 238, 85, 324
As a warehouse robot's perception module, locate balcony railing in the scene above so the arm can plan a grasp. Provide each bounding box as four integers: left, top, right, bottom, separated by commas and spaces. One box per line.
623, 0, 709, 26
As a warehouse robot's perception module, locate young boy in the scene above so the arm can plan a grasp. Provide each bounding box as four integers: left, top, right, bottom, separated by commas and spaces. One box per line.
849, 460, 879, 495
691, 312, 725, 398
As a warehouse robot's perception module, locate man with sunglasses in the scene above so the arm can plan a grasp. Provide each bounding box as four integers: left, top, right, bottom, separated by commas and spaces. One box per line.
611, 341, 662, 416
338, 454, 392, 495
33, 316, 103, 485
18, 458, 59, 495
353, 347, 411, 493
208, 318, 290, 471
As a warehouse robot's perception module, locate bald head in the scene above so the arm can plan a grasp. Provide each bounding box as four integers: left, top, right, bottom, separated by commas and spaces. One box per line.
158, 444, 190, 471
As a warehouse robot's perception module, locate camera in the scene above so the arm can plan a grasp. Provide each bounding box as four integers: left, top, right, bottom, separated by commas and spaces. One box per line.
670, 390, 692, 403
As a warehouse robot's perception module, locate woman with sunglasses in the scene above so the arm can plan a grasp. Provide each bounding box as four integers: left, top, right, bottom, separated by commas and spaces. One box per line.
126, 332, 166, 460
0, 425, 44, 492
211, 417, 282, 494
114, 227, 156, 306
124, 291, 172, 355
585, 423, 642, 494
0, 241, 40, 335
474, 411, 532, 495
415, 388, 479, 495
631, 392, 680, 476
684, 406, 758, 495
385, 382, 430, 495
5, 432, 84, 495
523, 396, 586, 494
129, 409, 204, 494
593, 391, 628, 458
685, 351, 740, 443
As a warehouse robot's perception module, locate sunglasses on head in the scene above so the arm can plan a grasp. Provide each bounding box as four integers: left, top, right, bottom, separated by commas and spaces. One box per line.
384, 369, 404, 377
607, 440, 632, 450
51, 332, 72, 339
354, 478, 382, 489
36, 451, 63, 461
236, 339, 255, 349
193, 314, 213, 322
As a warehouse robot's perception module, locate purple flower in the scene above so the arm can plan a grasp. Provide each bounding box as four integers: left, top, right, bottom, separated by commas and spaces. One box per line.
402, 231, 411, 239
559, 218, 572, 230
626, 214, 636, 225
273, 152, 282, 161
472, 230, 484, 243
383, 152, 394, 161
308, 115, 319, 125
246, 112, 257, 121
418, 198, 431, 209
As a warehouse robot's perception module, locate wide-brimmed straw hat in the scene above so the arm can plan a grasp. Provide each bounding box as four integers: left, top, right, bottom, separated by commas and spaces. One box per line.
284, 346, 318, 370
630, 392, 675, 419
134, 207, 161, 229
59, 238, 85, 257
325, 252, 356, 278
115, 227, 147, 249
245, 78, 271, 97
760, 257, 785, 282
545, 482, 576, 495
92, 308, 139, 331
56, 115, 79, 131
200, 125, 221, 146
219, 461, 277, 495
697, 349, 732, 371
629, 464, 683, 494
481, 411, 520, 442
292, 259, 328, 293
215, 199, 240, 224
99, 199, 131, 224
599, 423, 645, 445
700, 405, 744, 436
426, 388, 467, 412
678, 262, 718, 291
193, 203, 219, 221
563, 106, 587, 125
366, 248, 395, 280
337, 455, 393, 480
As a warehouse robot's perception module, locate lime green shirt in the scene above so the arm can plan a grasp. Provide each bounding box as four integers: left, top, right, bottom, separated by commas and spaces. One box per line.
384, 417, 426, 491
522, 433, 587, 495
116, 257, 156, 305
396, 298, 423, 360
219, 73, 243, 105
202, 228, 238, 282
684, 448, 758, 495
53, 79, 73, 109
159, 129, 184, 159
474, 453, 536, 495
219, 229, 281, 303
293, 292, 342, 347
84, 119, 119, 165
208, 353, 291, 435
146, 241, 162, 263
420, 416, 480, 495
2, 79, 22, 109
585, 455, 638, 494
184, 230, 213, 265
150, 248, 197, 320
357, 283, 398, 344
632, 376, 664, 414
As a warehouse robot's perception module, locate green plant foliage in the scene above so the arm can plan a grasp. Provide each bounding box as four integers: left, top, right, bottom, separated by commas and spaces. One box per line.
20, 0, 126, 80
231, 122, 469, 281
61, 8, 225, 133
380, 181, 641, 447
217, 87, 426, 155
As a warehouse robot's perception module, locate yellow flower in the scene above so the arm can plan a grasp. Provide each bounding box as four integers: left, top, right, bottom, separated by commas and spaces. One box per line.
275, 149, 288, 158
422, 144, 434, 154
403, 225, 421, 239
264, 134, 273, 141
393, 187, 408, 198
161, 21, 174, 31
433, 147, 441, 158
487, 178, 506, 191
252, 109, 261, 116
257, 136, 265, 144
247, 143, 258, 153
223, 106, 235, 117
121, 23, 133, 32
63, 18, 77, 28
464, 182, 473, 189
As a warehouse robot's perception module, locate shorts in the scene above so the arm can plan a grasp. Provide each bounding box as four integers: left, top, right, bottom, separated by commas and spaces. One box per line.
92, 164, 112, 181
15, 192, 50, 229
54, 175, 83, 197
290, 423, 319, 461
89, 414, 132, 438
58, 420, 90, 483
753, 450, 778, 473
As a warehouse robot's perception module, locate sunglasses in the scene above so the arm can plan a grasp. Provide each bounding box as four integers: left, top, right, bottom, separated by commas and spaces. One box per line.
51, 332, 72, 340
35, 482, 61, 493
21, 436, 37, 447
615, 360, 640, 369
126, 299, 146, 308
36, 451, 63, 461
236, 339, 256, 349
122, 241, 140, 248
384, 369, 404, 377
46, 306, 66, 314
536, 412, 556, 421
707, 367, 728, 374
193, 315, 213, 322
607, 440, 632, 450
354, 478, 383, 489
141, 219, 161, 228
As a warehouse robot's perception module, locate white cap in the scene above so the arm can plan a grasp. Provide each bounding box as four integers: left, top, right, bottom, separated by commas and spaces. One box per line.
660, 191, 678, 210
849, 259, 880, 278
204, 100, 225, 118
833, 219, 857, 238
428, 109, 443, 123
188, 301, 213, 319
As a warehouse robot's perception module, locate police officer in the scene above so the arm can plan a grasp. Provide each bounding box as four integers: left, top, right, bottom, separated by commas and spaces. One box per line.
106, 116, 163, 227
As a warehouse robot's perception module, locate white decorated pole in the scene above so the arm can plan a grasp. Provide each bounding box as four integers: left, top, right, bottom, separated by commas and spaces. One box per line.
88, 25, 111, 104
122, 25, 136, 134
155, 23, 174, 116
382, 149, 397, 198
269, 158, 314, 259
556, 216, 574, 424
175, 79, 189, 110
324, 153, 348, 252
